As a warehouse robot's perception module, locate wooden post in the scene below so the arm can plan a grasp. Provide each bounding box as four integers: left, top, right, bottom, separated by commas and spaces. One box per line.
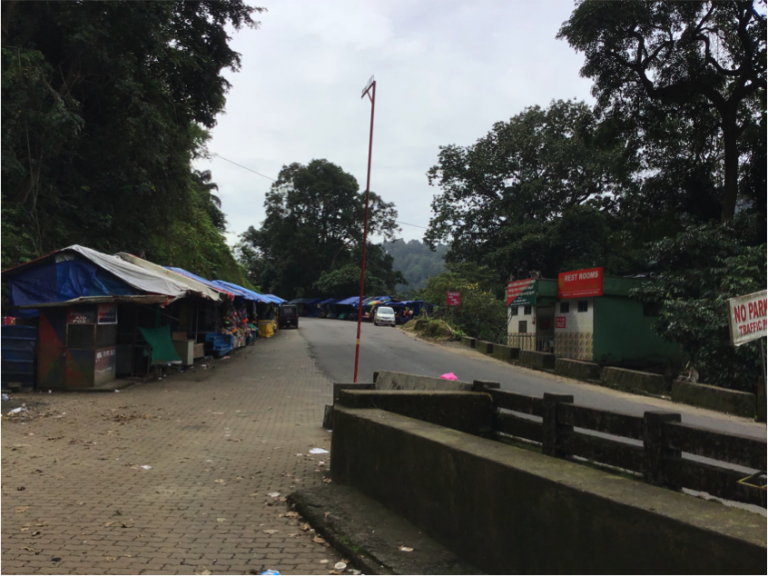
643, 411, 681, 487
542, 393, 573, 457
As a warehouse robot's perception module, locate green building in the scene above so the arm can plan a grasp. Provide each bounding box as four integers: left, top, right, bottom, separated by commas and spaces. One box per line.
554, 268, 679, 367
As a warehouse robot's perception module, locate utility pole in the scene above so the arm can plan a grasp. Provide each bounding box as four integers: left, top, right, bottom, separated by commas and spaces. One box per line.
353, 76, 376, 383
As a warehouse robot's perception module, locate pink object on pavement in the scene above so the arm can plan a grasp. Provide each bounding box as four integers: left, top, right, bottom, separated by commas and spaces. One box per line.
440, 372, 458, 381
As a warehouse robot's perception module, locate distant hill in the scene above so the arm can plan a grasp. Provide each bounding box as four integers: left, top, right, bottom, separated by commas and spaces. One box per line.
383, 239, 448, 294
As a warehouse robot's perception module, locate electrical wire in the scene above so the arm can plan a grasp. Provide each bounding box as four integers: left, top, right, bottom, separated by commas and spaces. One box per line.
211, 152, 429, 230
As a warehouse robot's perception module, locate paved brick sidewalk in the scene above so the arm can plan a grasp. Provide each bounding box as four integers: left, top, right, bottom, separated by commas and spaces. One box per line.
1, 329, 344, 575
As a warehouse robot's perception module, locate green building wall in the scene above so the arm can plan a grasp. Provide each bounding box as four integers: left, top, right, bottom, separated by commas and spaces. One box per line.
592, 296, 680, 368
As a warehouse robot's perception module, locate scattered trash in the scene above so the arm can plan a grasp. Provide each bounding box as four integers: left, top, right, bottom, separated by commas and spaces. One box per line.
313, 535, 330, 546
48, 390, 52, 394
222, 356, 231, 360
267, 492, 280, 498
334, 562, 347, 571
261, 571, 281, 575
440, 373, 458, 381
215, 479, 226, 484
216, 518, 226, 523
51, 557, 61, 562
1, 394, 9, 401
15, 506, 29, 514
300, 523, 311, 531
318, 461, 326, 466
10, 407, 27, 414
115, 390, 120, 393
140, 465, 152, 470
263, 529, 278, 534
309, 448, 329, 455
399, 546, 414, 552
349, 570, 361, 575
319, 560, 329, 564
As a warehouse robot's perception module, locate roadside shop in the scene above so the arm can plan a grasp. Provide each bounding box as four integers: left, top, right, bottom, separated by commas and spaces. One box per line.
554, 267, 679, 366
506, 277, 558, 352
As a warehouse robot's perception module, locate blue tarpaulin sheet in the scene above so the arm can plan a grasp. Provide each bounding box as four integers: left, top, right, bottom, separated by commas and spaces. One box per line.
165, 267, 236, 299
212, 280, 271, 303
8, 258, 139, 307
336, 296, 362, 306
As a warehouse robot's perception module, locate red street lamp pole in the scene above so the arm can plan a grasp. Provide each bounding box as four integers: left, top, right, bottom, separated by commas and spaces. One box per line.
354, 76, 376, 383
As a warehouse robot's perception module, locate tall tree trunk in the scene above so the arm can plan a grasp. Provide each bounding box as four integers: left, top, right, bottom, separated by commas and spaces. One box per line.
721, 110, 739, 222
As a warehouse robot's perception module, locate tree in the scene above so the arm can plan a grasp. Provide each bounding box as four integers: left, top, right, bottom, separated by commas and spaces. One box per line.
240, 159, 400, 298
630, 217, 766, 390
424, 100, 627, 280
559, 0, 766, 222
383, 239, 448, 293
422, 263, 508, 342
1, 1, 260, 273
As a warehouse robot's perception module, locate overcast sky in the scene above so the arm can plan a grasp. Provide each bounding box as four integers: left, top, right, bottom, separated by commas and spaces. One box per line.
194, 0, 595, 246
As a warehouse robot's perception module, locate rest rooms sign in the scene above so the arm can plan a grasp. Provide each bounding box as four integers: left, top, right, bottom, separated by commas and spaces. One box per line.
728, 290, 767, 346
558, 267, 604, 299
446, 291, 461, 306
506, 279, 536, 306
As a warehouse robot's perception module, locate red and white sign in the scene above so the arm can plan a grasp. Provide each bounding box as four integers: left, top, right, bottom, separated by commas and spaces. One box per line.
558, 267, 604, 299
506, 278, 535, 306
446, 291, 461, 306
555, 316, 566, 329
728, 290, 767, 346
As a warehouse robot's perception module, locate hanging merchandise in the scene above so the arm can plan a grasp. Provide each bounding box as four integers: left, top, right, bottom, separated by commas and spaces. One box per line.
220, 305, 254, 348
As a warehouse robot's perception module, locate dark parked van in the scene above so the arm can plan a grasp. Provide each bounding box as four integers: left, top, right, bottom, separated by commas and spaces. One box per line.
278, 304, 299, 329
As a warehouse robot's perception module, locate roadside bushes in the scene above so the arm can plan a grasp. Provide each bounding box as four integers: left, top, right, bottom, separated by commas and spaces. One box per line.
422, 263, 507, 343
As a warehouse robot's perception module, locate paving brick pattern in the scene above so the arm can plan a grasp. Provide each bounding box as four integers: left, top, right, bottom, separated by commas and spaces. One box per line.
1, 329, 344, 575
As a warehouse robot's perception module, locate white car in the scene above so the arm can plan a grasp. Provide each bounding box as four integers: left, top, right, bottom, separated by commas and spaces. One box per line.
373, 306, 396, 327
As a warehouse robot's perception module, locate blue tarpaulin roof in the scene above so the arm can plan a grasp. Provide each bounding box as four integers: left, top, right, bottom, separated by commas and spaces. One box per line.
319, 298, 337, 305
336, 296, 361, 306
166, 267, 236, 299
212, 280, 272, 303
265, 294, 286, 304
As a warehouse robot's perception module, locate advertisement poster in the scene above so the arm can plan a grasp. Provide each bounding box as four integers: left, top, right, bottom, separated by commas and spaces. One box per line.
506, 278, 536, 306
558, 267, 604, 299
555, 316, 566, 329
67, 307, 96, 325
94, 347, 117, 386
446, 291, 461, 306
97, 304, 118, 324
727, 290, 767, 346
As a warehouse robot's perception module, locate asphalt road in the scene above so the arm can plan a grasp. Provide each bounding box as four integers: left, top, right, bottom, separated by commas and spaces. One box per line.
298, 317, 767, 440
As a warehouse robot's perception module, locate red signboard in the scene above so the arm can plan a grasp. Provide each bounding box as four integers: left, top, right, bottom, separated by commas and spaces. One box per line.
557, 267, 604, 299
555, 316, 566, 329
97, 304, 117, 324
446, 291, 461, 306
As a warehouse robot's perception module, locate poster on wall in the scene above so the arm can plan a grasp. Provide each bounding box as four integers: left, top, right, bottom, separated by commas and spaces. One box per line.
555, 317, 566, 329
506, 279, 536, 306
727, 290, 767, 346
97, 304, 118, 324
94, 347, 117, 386
67, 307, 96, 324
558, 267, 604, 299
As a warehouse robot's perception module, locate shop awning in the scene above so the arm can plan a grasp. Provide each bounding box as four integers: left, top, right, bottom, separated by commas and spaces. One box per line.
165, 267, 236, 300
264, 294, 286, 304
212, 280, 272, 303
12, 294, 174, 309
336, 296, 362, 306
117, 253, 224, 302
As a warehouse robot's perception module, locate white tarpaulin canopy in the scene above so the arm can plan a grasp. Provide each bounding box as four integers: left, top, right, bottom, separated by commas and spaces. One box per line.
62, 245, 190, 299
116, 252, 223, 302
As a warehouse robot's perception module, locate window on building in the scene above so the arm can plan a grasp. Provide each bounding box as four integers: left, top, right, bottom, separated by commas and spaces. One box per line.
524, 305, 532, 315
560, 302, 570, 314
643, 302, 662, 317
510, 306, 518, 316
577, 301, 589, 313
518, 320, 527, 334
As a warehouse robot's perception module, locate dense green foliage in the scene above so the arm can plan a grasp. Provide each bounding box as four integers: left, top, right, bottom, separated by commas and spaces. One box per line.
238, 159, 404, 299
425, 100, 630, 279
383, 239, 448, 294
559, 0, 766, 223
631, 218, 766, 390
1, 1, 258, 284
422, 263, 508, 343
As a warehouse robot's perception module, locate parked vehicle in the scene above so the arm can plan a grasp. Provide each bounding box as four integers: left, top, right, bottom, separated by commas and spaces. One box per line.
278, 304, 299, 329
373, 306, 396, 327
